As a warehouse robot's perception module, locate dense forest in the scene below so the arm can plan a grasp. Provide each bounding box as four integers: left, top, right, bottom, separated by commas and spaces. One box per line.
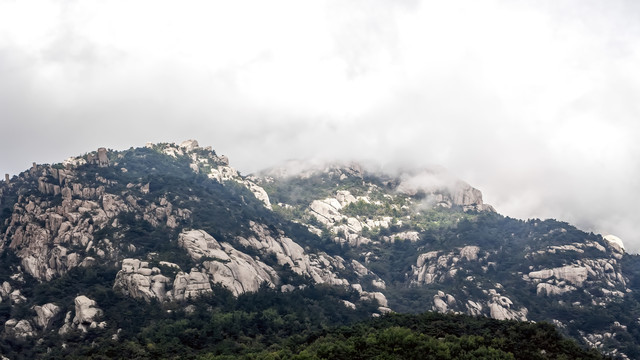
10, 284, 605, 359
0, 143, 635, 358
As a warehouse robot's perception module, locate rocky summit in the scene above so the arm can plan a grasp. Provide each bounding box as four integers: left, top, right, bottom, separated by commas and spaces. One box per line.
0, 140, 638, 359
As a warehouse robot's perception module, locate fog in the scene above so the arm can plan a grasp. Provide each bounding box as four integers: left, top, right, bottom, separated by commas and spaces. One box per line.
1, 0, 639, 251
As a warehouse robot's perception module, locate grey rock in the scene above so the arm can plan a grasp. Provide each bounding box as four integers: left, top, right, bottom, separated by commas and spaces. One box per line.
180, 139, 200, 152
33, 303, 61, 329
172, 269, 212, 301
113, 259, 172, 302
5, 319, 35, 339
97, 148, 109, 167
178, 230, 230, 262
73, 296, 104, 332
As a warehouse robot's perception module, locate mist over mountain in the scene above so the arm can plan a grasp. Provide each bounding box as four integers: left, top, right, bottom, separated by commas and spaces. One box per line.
2, 0, 640, 254
0, 140, 638, 358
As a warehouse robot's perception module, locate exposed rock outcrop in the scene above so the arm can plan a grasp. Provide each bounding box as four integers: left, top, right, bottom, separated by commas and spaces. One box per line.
236, 222, 366, 287
308, 191, 389, 247
2, 164, 191, 282
382, 231, 420, 243
525, 257, 626, 300
432, 291, 456, 313
202, 251, 277, 296
179, 230, 230, 261
162, 140, 273, 209
411, 246, 488, 285
97, 148, 109, 167
0, 282, 12, 302
172, 269, 213, 301
72, 295, 105, 332
114, 226, 372, 301
180, 139, 200, 152
5, 319, 35, 339
603, 235, 625, 253
178, 229, 279, 296
460, 246, 481, 261
85, 148, 110, 167
237, 223, 313, 277
113, 259, 172, 302
466, 300, 483, 316
537, 283, 575, 296
396, 169, 495, 212
33, 303, 61, 330
487, 290, 527, 321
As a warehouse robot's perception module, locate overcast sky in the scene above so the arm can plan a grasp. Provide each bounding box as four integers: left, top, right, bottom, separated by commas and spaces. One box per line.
1, 0, 639, 251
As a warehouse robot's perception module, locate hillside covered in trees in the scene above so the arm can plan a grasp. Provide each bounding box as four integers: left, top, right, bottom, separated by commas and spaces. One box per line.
0, 141, 637, 358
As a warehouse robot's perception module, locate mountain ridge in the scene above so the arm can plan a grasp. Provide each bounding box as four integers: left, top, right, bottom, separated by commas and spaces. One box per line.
0, 139, 637, 359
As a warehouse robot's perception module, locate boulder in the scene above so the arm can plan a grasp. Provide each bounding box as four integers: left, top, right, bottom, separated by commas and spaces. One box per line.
178, 230, 230, 261
97, 148, 109, 167
10, 290, 26, 304
58, 311, 73, 335
342, 300, 356, 309
537, 283, 576, 296
239, 179, 272, 209
433, 296, 448, 313
553, 266, 589, 287
0, 282, 11, 300
5, 319, 35, 339
603, 235, 625, 253
466, 300, 483, 316
113, 259, 172, 302
460, 246, 480, 261
172, 270, 212, 301
309, 199, 344, 225
33, 303, 61, 329
73, 295, 104, 332
335, 190, 357, 207
360, 291, 388, 308
382, 231, 420, 243
529, 269, 554, 280
487, 291, 527, 321
180, 139, 199, 151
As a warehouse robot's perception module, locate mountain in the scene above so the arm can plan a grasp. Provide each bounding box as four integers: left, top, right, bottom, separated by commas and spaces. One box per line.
0, 140, 637, 359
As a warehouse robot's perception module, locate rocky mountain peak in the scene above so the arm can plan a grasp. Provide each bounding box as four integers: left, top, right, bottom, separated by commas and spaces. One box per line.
258, 160, 494, 214
258, 160, 365, 181
604, 234, 625, 253
0, 140, 637, 358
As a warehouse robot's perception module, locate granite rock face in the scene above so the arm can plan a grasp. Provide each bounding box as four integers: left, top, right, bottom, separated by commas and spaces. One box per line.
33, 303, 61, 330
487, 290, 528, 321
395, 169, 495, 212
72, 295, 104, 332
179, 230, 231, 262
411, 246, 490, 286
112, 225, 383, 302
57, 295, 105, 334
5, 319, 35, 339
172, 269, 213, 301
178, 229, 279, 297
1, 152, 191, 282
1, 140, 637, 357
113, 259, 173, 302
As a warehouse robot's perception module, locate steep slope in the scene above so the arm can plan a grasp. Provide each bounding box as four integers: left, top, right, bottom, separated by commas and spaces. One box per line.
255, 161, 640, 359
0, 141, 388, 353
0, 140, 637, 358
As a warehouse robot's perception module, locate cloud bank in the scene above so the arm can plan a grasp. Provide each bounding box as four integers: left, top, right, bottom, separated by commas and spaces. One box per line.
1, 0, 639, 250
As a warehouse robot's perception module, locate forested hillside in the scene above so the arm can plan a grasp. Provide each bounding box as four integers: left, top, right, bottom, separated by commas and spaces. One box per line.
0, 141, 636, 358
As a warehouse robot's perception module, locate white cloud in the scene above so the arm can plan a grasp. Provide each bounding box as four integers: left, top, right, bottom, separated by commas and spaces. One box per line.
1, 0, 639, 251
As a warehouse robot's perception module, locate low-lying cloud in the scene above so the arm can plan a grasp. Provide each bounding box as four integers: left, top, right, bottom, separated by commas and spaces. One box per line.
1, 0, 639, 251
